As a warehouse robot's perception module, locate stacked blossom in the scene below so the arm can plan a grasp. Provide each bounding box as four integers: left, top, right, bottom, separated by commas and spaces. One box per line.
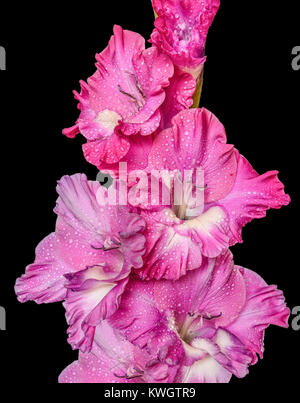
15, 1, 291, 383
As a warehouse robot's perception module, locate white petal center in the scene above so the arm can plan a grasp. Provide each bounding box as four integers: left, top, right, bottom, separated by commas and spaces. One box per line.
95, 109, 122, 131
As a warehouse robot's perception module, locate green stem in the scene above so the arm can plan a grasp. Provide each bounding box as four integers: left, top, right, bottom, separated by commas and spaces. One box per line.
192, 68, 204, 108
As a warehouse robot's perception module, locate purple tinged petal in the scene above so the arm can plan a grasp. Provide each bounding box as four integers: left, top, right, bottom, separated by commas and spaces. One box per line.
227, 267, 290, 364
15, 233, 74, 304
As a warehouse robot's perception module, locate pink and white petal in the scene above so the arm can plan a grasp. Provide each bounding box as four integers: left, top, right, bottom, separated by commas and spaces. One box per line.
64, 25, 173, 169
227, 266, 290, 364
93, 322, 153, 381
178, 357, 232, 383
139, 210, 205, 280
64, 283, 115, 352
54, 175, 123, 265
15, 233, 74, 304
139, 206, 229, 280
54, 174, 102, 239
55, 174, 143, 247
91, 27, 173, 136
94, 321, 144, 365
218, 150, 291, 245
78, 117, 112, 142
195, 328, 252, 378
55, 174, 146, 274
118, 207, 146, 237
118, 209, 146, 270
175, 206, 230, 258
64, 265, 129, 353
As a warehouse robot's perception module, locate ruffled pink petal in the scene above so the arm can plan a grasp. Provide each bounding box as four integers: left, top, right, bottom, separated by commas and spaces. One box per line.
55, 174, 146, 269
82, 133, 131, 166
109, 279, 185, 378
97, 134, 153, 174
119, 110, 161, 137
109, 276, 162, 348
227, 267, 290, 364
196, 253, 246, 328
217, 150, 291, 245
89, 25, 146, 123
64, 25, 174, 168
148, 108, 237, 204
62, 123, 80, 139
55, 216, 114, 273
189, 328, 252, 378
121, 234, 146, 270
15, 233, 74, 304
159, 67, 196, 129
118, 45, 174, 135
153, 251, 246, 328
59, 323, 141, 383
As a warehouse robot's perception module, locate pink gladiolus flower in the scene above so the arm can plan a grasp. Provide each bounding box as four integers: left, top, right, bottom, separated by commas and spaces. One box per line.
15, 174, 146, 352
151, 0, 220, 78
106, 252, 289, 383
14, 1, 291, 385
63, 25, 174, 170
136, 108, 290, 280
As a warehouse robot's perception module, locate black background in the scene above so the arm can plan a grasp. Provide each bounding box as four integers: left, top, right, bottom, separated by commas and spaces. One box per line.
0, 0, 299, 388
